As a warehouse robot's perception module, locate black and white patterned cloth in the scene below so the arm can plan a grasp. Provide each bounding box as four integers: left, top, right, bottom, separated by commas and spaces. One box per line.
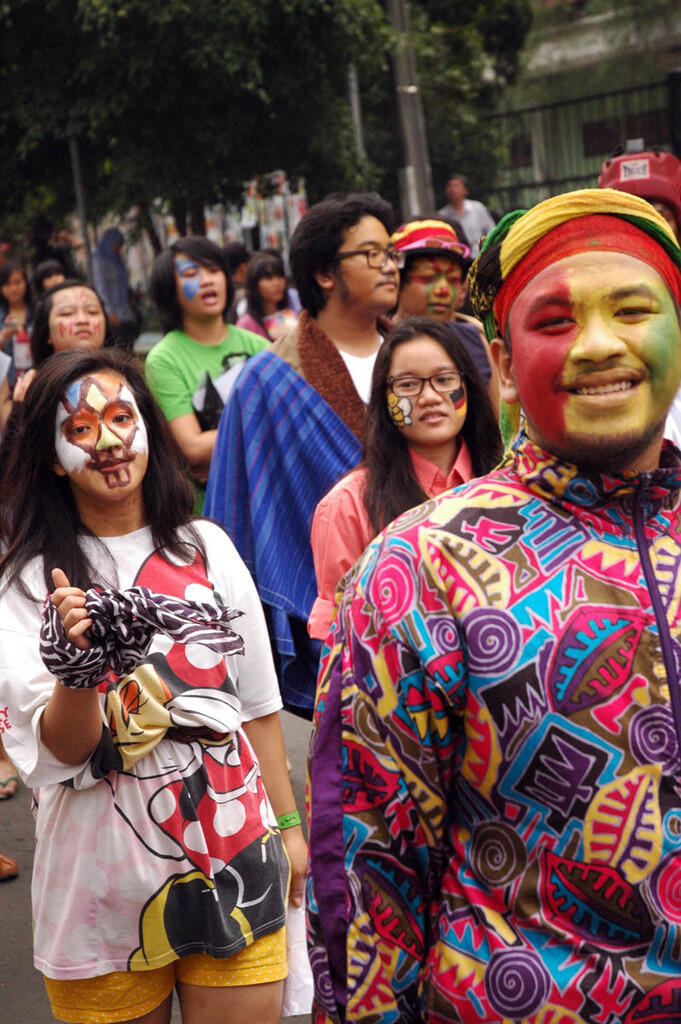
40, 586, 245, 689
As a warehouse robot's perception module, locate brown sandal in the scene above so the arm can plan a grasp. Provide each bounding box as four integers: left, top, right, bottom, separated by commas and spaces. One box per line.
0, 853, 18, 881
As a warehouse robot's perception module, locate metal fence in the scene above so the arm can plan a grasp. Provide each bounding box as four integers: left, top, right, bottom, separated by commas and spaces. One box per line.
484, 80, 672, 214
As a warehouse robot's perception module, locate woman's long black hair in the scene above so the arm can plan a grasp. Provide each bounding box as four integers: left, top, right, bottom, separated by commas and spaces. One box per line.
363, 316, 502, 535
30, 279, 111, 366
0, 349, 200, 599
244, 251, 288, 338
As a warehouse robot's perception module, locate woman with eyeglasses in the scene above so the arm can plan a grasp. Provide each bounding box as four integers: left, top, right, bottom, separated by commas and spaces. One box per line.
308, 316, 502, 640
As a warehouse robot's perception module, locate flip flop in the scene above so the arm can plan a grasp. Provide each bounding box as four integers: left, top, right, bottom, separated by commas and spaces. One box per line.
0, 774, 19, 800
0, 854, 18, 881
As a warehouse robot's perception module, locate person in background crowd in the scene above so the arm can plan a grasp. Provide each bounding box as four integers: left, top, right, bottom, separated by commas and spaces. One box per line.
236, 251, 299, 343
92, 228, 139, 352
308, 317, 501, 641
599, 146, 681, 241
0, 260, 34, 430
147, 237, 268, 511
598, 146, 681, 448
438, 172, 495, 258
1, 279, 110, 423
306, 187, 681, 1022
0, 348, 304, 1023
0, 260, 32, 350
224, 241, 251, 322
33, 259, 66, 296
31, 215, 78, 278
30, 280, 110, 368
205, 193, 398, 716
390, 219, 499, 410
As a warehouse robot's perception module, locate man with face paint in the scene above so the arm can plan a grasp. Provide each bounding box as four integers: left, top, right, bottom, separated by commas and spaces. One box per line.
598, 147, 681, 452
306, 188, 681, 1023
147, 237, 268, 511
205, 193, 396, 716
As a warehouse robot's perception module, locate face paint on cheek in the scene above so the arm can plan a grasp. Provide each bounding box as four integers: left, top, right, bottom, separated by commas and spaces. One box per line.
54, 401, 89, 474
119, 384, 148, 455
449, 385, 467, 412
387, 391, 413, 428
175, 257, 201, 301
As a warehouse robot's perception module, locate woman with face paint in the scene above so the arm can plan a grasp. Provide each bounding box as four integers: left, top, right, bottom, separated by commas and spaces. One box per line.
0, 349, 305, 1024
308, 316, 502, 641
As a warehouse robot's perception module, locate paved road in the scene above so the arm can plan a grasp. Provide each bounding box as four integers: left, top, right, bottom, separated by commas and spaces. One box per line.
0, 711, 313, 1024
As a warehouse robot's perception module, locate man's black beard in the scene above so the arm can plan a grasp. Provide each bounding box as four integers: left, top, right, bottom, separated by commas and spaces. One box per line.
526, 417, 666, 475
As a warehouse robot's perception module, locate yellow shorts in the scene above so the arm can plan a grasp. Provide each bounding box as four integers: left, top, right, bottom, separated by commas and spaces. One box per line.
43, 927, 287, 1023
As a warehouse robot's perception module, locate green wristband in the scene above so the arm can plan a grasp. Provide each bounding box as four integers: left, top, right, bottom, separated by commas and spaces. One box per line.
277, 810, 302, 830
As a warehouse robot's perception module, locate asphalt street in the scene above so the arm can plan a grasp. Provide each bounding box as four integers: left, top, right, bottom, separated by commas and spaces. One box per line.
0, 710, 313, 1024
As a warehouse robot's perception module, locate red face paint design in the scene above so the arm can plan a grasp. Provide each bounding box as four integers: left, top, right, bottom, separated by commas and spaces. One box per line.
55, 372, 148, 491
48, 286, 106, 353
506, 250, 681, 471
399, 255, 463, 321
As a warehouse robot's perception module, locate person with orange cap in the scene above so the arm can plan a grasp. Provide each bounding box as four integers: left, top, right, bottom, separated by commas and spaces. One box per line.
307, 187, 681, 1023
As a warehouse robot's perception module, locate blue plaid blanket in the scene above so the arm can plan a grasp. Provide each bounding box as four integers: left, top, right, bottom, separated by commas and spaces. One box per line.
205, 350, 361, 716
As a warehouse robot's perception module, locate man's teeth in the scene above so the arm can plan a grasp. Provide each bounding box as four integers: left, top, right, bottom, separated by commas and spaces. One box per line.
575, 381, 635, 396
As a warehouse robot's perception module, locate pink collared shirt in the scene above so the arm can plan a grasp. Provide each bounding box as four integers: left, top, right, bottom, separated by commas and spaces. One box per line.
308, 442, 473, 641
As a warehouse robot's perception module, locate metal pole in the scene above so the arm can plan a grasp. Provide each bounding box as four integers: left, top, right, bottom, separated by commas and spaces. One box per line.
68, 135, 94, 283
386, 0, 435, 219
348, 65, 367, 163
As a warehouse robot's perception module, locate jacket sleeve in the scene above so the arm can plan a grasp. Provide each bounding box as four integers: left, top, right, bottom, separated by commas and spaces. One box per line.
306, 523, 467, 1023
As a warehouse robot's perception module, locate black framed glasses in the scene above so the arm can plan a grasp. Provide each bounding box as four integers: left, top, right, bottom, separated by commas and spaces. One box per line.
334, 246, 405, 270
388, 371, 463, 398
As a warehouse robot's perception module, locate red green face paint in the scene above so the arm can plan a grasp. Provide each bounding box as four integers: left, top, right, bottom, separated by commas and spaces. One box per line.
400, 255, 463, 321
507, 250, 681, 470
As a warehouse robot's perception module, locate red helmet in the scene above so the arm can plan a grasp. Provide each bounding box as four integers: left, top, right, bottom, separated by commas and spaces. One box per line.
598, 150, 681, 234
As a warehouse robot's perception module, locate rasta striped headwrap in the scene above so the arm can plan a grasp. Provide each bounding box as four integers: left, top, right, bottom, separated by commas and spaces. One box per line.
467, 188, 681, 446
391, 219, 470, 260
468, 188, 681, 343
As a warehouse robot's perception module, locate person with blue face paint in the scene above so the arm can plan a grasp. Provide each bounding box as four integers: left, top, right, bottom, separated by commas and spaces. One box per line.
147, 238, 268, 510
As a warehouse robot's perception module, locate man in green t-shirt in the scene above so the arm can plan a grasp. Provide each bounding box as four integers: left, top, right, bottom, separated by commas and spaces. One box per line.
147, 237, 267, 507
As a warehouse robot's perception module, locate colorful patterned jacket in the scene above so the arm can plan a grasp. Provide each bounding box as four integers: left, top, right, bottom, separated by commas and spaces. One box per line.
307, 431, 681, 1024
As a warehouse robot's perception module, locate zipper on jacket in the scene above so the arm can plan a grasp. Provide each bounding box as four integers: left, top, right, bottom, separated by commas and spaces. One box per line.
633, 482, 681, 751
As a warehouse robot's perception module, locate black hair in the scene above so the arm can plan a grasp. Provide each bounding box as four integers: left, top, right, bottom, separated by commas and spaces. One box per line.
33, 259, 68, 294
447, 173, 469, 189
0, 260, 31, 315
30, 279, 111, 367
150, 237, 234, 333
362, 316, 502, 535
223, 241, 251, 276
244, 252, 288, 337
0, 349, 200, 600
289, 192, 394, 317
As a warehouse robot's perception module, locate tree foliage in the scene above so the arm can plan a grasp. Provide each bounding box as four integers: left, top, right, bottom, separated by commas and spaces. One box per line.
0, 0, 531, 246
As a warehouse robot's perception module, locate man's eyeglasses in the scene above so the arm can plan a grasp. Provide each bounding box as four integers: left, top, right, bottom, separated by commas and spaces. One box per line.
334, 246, 405, 270
388, 371, 463, 398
